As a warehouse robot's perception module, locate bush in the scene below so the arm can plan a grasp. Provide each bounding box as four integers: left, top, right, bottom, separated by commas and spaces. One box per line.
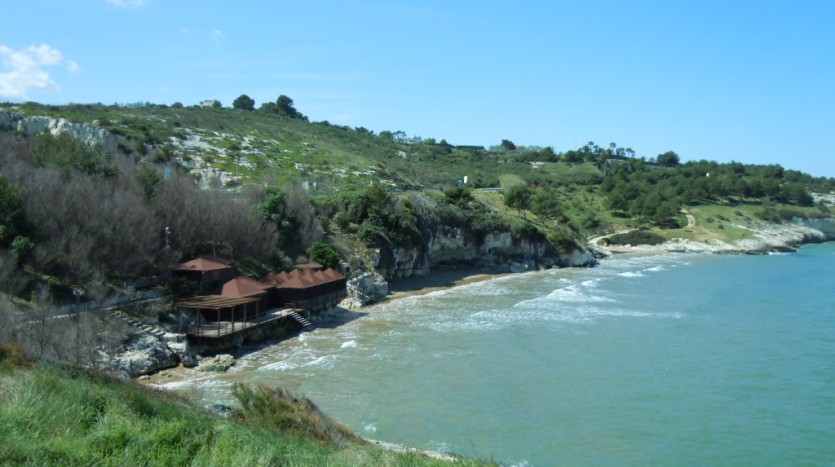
530, 190, 562, 219
510, 221, 542, 241
443, 186, 474, 208
602, 230, 666, 246
548, 230, 578, 251
0, 343, 34, 371
233, 383, 357, 447
503, 184, 533, 210
306, 241, 341, 268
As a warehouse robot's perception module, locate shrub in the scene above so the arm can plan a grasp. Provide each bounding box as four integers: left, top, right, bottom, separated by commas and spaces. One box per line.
233, 383, 357, 447
510, 221, 542, 241
602, 230, 666, 246
443, 186, 474, 208
548, 229, 578, 251
0, 343, 34, 371
306, 241, 341, 269
503, 184, 533, 210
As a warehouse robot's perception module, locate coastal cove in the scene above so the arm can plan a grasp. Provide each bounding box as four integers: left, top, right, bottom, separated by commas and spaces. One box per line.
153, 242, 835, 465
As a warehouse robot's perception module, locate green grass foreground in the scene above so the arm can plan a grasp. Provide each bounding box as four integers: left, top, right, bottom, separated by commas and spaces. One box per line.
0, 346, 491, 466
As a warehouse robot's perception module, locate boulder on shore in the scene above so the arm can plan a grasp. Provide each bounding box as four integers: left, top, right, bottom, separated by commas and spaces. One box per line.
109, 335, 179, 378
340, 271, 389, 309
196, 354, 236, 372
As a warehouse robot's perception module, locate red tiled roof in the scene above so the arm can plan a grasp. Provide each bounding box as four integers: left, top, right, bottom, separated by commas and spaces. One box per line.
278, 276, 307, 289
322, 269, 345, 281
261, 267, 345, 289
176, 256, 234, 272
221, 276, 270, 298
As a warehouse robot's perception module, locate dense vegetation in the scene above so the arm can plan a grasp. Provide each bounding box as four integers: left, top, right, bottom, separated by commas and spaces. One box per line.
0, 346, 488, 466
0, 100, 832, 303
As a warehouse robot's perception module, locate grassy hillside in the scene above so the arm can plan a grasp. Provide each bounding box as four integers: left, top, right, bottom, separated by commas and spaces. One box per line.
0, 101, 832, 295
0, 102, 831, 272
0, 345, 489, 466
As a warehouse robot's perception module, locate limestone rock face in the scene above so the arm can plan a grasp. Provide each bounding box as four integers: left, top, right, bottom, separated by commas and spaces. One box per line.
341, 271, 389, 309
0, 110, 122, 154
373, 222, 595, 281
109, 335, 179, 378
557, 248, 597, 267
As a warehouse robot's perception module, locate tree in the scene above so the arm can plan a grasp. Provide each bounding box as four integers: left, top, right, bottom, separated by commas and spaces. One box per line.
0, 176, 26, 247
657, 151, 680, 167
260, 95, 306, 119
232, 94, 255, 110
562, 150, 583, 164
277, 95, 305, 119
503, 184, 533, 211
531, 190, 563, 220
307, 241, 341, 269
500, 139, 517, 151
443, 186, 474, 208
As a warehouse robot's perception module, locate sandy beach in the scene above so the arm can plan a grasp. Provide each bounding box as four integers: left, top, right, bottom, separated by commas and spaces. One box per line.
383, 268, 508, 302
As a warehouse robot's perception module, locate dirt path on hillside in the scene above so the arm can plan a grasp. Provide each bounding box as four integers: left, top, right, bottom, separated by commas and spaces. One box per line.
682, 209, 696, 228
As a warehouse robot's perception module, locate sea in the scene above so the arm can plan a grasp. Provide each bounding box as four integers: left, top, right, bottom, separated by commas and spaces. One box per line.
155, 242, 835, 466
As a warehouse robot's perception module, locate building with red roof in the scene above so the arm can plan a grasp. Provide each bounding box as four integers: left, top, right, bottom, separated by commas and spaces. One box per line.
261, 266, 346, 311
173, 256, 236, 293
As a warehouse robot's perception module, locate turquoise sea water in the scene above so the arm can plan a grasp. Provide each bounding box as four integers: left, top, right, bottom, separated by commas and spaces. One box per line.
161, 243, 835, 466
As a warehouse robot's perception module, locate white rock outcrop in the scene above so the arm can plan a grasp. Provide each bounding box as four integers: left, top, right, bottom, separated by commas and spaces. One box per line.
196, 354, 236, 372
0, 110, 121, 154
109, 335, 179, 378
341, 271, 389, 309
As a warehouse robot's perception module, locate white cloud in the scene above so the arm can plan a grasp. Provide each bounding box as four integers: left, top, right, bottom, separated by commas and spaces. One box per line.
0, 44, 75, 99
67, 60, 81, 73
106, 0, 146, 8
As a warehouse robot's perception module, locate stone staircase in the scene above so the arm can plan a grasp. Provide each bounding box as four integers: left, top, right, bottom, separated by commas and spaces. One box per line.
111, 308, 188, 355
288, 310, 312, 328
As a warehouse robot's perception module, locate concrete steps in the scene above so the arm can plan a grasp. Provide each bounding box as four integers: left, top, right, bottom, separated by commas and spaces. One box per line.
288, 310, 312, 328
111, 309, 184, 343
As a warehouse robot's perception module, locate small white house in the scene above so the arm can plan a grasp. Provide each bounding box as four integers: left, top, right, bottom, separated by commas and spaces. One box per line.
200, 99, 220, 108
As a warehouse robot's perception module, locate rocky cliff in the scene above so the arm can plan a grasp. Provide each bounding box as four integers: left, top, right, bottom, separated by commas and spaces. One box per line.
0, 110, 125, 154
371, 222, 595, 281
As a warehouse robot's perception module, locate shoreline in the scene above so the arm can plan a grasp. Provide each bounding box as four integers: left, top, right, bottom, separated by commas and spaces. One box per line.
382, 267, 510, 303
380, 221, 835, 306
142, 235, 834, 462
589, 219, 833, 257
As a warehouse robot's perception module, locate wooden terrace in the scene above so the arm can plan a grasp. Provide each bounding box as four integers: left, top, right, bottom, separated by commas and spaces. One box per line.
178, 296, 306, 339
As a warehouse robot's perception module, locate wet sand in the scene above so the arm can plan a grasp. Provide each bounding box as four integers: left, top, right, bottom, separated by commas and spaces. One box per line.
384, 268, 508, 302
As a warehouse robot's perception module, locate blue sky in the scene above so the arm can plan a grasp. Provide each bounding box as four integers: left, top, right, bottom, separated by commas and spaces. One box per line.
2, 1, 834, 177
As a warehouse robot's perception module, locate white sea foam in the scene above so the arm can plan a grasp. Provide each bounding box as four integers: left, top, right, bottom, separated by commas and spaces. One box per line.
426, 441, 456, 455
261, 361, 298, 372
646, 265, 666, 272
302, 355, 337, 368
363, 423, 377, 433
340, 340, 358, 349
150, 377, 233, 391
618, 271, 645, 277
543, 285, 614, 303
